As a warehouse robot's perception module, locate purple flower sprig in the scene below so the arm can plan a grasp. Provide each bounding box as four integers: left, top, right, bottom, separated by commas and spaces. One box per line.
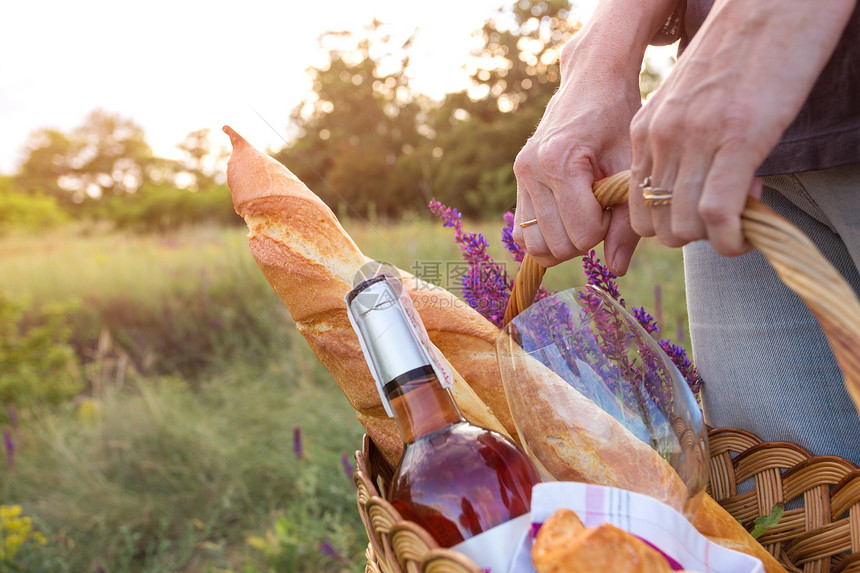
4, 428, 14, 471
582, 250, 624, 304
660, 340, 702, 396
427, 201, 702, 399
292, 426, 304, 460
580, 250, 702, 399
341, 452, 356, 488
501, 212, 524, 263
318, 540, 347, 562
429, 200, 513, 327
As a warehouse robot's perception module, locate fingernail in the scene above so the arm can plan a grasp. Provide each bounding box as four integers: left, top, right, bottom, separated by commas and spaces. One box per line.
610, 245, 631, 276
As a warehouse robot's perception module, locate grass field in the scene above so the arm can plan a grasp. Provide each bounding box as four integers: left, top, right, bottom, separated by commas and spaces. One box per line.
0, 215, 688, 572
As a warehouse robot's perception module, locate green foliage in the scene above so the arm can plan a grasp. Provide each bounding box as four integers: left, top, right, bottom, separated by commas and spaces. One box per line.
0, 176, 69, 233
277, 19, 429, 217
94, 182, 239, 233
16, 109, 159, 205
244, 509, 359, 573
750, 504, 785, 539
175, 128, 228, 190
0, 295, 81, 408
12, 115, 231, 232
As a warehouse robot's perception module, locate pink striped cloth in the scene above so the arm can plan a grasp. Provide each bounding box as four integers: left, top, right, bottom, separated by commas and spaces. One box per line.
503, 482, 765, 573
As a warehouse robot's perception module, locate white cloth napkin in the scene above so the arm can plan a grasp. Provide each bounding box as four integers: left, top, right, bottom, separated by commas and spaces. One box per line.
457, 481, 765, 573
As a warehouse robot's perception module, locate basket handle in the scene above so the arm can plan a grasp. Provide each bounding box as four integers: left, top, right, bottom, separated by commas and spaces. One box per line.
502, 169, 860, 415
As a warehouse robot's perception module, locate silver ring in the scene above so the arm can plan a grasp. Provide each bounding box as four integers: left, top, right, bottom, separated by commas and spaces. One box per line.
519, 218, 539, 228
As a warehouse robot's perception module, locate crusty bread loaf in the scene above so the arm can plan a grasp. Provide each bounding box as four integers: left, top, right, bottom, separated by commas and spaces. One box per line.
223, 126, 786, 573
223, 125, 513, 462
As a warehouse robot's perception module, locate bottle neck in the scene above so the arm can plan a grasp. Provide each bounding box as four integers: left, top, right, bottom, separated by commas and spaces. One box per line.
385, 366, 463, 443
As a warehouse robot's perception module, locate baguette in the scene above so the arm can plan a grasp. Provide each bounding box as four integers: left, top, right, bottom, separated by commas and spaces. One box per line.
223, 125, 513, 463
222, 126, 786, 573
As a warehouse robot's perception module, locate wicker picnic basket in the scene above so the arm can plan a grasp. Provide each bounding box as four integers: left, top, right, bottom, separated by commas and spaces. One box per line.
352, 171, 860, 573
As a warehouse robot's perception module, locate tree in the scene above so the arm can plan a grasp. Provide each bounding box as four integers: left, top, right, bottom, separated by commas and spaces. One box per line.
275, 2, 584, 219
466, 0, 579, 118
175, 128, 228, 190
422, 0, 579, 216
274, 20, 430, 217
16, 109, 158, 205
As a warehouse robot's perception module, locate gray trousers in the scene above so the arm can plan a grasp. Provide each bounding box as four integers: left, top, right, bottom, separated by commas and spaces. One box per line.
684, 162, 860, 465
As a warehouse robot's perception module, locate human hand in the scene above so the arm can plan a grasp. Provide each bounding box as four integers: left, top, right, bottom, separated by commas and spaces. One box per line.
512, 35, 643, 273
627, 0, 855, 255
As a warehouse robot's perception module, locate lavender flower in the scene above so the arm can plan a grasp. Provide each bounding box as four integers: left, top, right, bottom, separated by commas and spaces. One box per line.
4, 428, 13, 471
318, 540, 344, 560
429, 200, 513, 327
501, 212, 525, 263
632, 306, 659, 335
292, 426, 304, 460
580, 251, 702, 400
582, 250, 624, 304
428, 204, 703, 401
660, 340, 702, 396
342, 452, 355, 485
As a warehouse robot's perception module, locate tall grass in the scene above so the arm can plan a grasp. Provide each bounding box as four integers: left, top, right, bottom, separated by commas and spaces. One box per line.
0, 225, 290, 380
3, 354, 366, 572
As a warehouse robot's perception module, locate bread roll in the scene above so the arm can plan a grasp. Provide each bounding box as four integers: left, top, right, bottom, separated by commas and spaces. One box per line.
533, 510, 674, 573
222, 127, 786, 573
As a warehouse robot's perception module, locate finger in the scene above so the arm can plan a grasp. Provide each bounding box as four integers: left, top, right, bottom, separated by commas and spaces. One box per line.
511, 186, 532, 248
640, 170, 682, 248
748, 177, 763, 200
516, 177, 579, 266
698, 150, 759, 256
633, 142, 706, 249
628, 168, 657, 238
512, 184, 543, 251
542, 159, 610, 254
628, 118, 656, 238
669, 153, 711, 244
602, 203, 642, 276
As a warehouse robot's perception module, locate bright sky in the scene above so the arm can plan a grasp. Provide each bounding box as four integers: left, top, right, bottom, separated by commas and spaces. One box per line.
0, 0, 604, 176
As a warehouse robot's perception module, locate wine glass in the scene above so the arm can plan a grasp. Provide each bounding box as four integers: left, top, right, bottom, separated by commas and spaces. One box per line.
495, 285, 708, 518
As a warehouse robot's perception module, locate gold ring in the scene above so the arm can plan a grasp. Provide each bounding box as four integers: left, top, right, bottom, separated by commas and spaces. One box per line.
519, 218, 539, 228
639, 176, 673, 207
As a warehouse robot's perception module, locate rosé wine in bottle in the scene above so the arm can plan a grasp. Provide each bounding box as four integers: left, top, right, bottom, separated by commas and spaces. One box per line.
347, 274, 539, 548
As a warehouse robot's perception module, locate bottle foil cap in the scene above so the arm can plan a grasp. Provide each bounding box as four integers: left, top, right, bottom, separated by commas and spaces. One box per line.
346, 274, 453, 416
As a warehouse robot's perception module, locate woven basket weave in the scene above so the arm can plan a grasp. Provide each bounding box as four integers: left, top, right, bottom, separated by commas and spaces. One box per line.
353, 170, 860, 573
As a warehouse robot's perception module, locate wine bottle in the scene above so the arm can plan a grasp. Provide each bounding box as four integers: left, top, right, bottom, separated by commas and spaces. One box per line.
346, 274, 539, 548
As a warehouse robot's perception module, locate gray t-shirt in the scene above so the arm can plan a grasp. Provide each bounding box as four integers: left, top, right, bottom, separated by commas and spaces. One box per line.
678, 1, 860, 176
